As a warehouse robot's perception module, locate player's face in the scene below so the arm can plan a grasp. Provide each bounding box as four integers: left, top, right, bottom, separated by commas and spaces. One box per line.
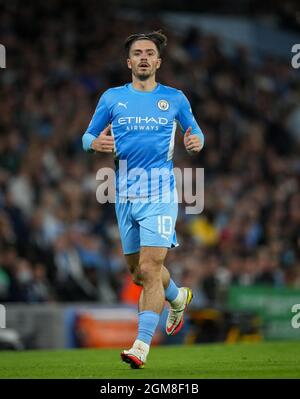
127, 40, 161, 81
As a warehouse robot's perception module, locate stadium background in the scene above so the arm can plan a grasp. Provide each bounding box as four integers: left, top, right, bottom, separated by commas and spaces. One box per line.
0, 0, 300, 350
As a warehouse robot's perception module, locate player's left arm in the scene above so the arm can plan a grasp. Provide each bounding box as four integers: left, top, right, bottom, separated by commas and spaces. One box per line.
176, 92, 204, 155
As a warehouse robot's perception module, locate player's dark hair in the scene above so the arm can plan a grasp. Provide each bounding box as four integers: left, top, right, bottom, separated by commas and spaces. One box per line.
124, 30, 167, 57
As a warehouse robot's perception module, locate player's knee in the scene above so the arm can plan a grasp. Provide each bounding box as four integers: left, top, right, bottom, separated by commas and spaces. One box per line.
139, 261, 162, 283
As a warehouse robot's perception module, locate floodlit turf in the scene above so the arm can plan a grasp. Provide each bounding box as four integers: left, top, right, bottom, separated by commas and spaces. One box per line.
0, 341, 299, 379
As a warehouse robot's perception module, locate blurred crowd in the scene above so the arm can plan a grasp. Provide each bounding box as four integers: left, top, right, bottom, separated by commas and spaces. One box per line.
0, 1, 300, 306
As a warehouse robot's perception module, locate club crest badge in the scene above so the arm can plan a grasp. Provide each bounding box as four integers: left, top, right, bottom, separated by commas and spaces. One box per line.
158, 99, 169, 111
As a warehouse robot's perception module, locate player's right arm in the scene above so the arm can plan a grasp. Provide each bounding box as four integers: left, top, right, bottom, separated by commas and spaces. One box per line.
82, 93, 114, 153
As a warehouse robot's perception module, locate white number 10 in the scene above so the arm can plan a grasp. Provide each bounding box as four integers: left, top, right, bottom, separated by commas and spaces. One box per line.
158, 216, 172, 235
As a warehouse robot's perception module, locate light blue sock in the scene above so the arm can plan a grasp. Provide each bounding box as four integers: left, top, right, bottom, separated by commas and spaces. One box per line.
137, 311, 160, 345
165, 278, 179, 302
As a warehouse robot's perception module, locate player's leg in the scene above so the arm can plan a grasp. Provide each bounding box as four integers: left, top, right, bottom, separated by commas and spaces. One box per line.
136, 201, 193, 337
138, 246, 166, 312
126, 252, 172, 289
135, 258, 192, 337
121, 201, 192, 368
137, 201, 193, 336
125, 253, 184, 313
121, 246, 167, 369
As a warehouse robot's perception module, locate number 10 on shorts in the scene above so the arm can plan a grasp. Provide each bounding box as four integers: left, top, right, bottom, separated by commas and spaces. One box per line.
157, 216, 172, 235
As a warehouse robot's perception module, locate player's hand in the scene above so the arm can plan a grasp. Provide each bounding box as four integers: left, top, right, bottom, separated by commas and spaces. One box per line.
91, 125, 114, 153
184, 127, 203, 154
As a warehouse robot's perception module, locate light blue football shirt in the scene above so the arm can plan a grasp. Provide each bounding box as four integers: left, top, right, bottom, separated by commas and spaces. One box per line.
82, 83, 204, 200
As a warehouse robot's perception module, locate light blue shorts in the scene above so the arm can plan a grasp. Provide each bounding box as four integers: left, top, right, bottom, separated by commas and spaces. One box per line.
115, 199, 178, 255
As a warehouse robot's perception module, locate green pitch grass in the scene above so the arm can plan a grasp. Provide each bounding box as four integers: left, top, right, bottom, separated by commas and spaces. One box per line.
0, 341, 299, 379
